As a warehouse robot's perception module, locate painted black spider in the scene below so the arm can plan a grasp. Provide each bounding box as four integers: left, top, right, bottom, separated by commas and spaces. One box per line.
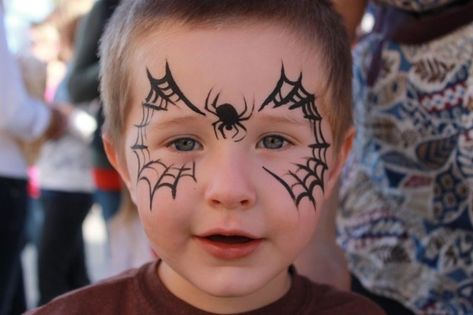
204, 90, 254, 142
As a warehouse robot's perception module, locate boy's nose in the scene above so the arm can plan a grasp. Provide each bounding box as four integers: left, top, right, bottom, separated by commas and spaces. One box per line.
204, 151, 256, 210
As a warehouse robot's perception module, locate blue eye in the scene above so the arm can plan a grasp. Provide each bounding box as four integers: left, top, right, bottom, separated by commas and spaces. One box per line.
169, 138, 202, 151
257, 135, 290, 149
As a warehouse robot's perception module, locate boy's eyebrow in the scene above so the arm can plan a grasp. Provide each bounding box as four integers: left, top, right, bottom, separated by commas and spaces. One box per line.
259, 113, 307, 125
150, 111, 308, 129
151, 114, 205, 129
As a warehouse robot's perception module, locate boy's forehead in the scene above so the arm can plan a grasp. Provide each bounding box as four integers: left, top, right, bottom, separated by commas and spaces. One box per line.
146, 100, 310, 128
130, 20, 326, 106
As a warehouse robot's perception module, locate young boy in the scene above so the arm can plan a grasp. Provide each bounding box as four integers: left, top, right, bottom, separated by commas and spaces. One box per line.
27, 0, 385, 314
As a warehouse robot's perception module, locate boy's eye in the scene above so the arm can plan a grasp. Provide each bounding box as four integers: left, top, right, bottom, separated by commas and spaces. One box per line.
257, 135, 290, 150
168, 137, 202, 151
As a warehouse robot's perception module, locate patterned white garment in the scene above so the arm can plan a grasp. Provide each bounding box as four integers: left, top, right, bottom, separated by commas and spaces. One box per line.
337, 1, 473, 314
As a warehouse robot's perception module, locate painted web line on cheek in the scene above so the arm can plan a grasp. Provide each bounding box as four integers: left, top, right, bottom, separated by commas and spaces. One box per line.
259, 65, 330, 209
131, 62, 200, 210
138, 159, 196, 210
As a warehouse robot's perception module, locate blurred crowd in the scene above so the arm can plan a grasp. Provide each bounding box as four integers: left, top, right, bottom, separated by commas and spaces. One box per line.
0, 1, 152, 314
1, 0, 472, 315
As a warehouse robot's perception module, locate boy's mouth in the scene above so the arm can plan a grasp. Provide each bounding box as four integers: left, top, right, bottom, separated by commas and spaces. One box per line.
205, 234, 254, 244
195, 232, 262, 260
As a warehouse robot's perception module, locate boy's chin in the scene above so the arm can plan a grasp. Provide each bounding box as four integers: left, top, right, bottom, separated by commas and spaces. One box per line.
159, 257, 292, 310
187, 264, 291, 301
197, 276, 266, 298
177, 270, 289, 314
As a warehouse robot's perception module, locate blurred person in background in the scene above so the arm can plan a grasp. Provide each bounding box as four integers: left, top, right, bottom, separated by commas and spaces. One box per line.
33, 0, 96, 305
0, 1, 67, 313
67, 0, 153, 276
15, 17, 66, 255
67, 0, 122, 257
300, 1, 473, 314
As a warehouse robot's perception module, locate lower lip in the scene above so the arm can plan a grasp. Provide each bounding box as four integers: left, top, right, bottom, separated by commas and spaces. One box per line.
195, 237, 262, 260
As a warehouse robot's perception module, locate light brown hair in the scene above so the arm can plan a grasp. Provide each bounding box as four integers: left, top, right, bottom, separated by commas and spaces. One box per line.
99, 0, 352, 152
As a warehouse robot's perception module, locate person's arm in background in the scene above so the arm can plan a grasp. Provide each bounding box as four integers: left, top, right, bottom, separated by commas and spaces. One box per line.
0, 5, 64, 140
332, 0, 368, 43
67, 1, 107, 103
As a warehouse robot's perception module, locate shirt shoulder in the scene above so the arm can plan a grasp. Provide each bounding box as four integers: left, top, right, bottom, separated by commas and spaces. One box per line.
25, 263, 155, 315
299, 276, 386, 315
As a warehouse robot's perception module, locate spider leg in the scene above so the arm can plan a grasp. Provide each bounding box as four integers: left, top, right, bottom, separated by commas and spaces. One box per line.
232, 124, 240, 138
239, 98, 255, 121
210, 92, 221, 116
218, 123, 227, 139
234, 122, 248, 142
204, 89, 218, 116
236, 122, 247, 132
212, 121, 220, 139
212, 93, 221, 110
240, 97, 249, 116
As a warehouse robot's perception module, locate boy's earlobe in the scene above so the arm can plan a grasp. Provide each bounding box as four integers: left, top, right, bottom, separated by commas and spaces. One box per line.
338, 127, 355, 171
102, 133, 132, 190
326, 127, 355, 193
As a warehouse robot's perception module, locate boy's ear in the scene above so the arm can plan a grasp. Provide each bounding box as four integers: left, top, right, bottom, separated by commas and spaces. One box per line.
102, 133, 133, 193
325, 127, 355, 195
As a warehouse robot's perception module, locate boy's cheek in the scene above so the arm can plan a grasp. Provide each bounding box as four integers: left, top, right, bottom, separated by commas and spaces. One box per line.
131, 168, 198, 213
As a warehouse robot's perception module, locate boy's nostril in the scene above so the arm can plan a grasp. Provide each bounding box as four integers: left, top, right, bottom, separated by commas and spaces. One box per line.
209, 197, 252, 209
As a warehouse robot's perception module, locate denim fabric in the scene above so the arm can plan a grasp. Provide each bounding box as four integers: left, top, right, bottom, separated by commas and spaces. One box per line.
94, 189, 121, 222
37, 190, 93, 305
0, 176, 27, 315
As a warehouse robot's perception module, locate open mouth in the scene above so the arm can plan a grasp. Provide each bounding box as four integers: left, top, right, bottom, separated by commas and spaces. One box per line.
195, 233, 262, 260
205, 234, 255, 244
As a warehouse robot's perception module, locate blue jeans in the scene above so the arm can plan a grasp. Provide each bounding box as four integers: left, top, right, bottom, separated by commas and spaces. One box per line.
25, 197, 43, 248
0, 176, 27, 315
94, 189, 121, 222
38, 190, 93, 305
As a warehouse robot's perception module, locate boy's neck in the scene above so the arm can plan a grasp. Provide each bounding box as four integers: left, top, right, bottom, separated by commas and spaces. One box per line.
157, 261, 292, 314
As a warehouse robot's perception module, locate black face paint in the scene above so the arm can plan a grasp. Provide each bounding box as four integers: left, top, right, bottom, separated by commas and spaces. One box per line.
137, 160, 196, 210
145, 61, 206, 115
204, 90, 254, 142
259, 65, 330, 209
132, 61, 201, 210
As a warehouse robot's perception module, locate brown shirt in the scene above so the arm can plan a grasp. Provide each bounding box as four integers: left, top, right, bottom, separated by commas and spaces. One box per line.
26, 261, 385, 315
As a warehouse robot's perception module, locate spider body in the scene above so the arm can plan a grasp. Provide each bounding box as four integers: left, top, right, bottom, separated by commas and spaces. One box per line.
216, 104, 240, 130
205, 91, 254, 141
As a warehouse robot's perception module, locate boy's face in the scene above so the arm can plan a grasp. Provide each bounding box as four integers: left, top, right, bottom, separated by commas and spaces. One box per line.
108, 21, 347, 312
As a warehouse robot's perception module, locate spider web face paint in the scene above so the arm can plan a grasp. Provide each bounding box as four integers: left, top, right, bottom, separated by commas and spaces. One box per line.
131, 62, 200, 210
259, 65, 330, 209
204, 90, 254, 142
143, 62, 206, 115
